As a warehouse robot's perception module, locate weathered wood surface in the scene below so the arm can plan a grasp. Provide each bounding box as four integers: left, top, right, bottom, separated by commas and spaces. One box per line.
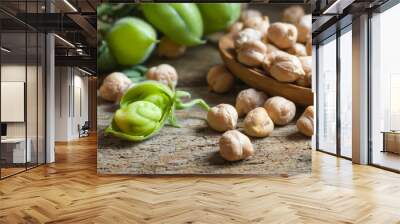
97, 43, 311, 175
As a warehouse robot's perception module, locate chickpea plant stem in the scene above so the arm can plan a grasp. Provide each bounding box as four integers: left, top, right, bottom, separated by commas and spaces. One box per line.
174, 90, 209, 111
176, 99, 210, 111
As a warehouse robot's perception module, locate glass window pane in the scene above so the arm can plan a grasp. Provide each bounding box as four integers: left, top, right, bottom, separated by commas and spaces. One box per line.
340, 28, 352, 158
27, 31, 38, 169
38, 33, 45, 165
0, 0, 46, 179
1, 31, 27, 177
371, 3, 400, 171
318, 36, 337, 154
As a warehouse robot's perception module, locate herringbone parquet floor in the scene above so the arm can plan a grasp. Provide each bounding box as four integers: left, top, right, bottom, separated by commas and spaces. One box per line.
0, 135, 400, 224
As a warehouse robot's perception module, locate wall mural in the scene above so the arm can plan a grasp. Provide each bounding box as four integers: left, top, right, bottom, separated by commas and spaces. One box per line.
97, 3, 313, 175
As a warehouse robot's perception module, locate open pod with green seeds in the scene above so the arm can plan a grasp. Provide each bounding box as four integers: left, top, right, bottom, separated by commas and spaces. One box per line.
105, 81, 209, 142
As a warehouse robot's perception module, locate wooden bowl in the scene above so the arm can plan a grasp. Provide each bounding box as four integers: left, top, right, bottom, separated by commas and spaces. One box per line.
218, 34, 313, 107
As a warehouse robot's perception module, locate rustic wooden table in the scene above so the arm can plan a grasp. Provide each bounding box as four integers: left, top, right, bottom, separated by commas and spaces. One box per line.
97, 42, 311, 176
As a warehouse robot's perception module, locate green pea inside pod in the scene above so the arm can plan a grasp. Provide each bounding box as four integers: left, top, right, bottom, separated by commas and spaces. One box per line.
197, 3, 241, 35
106, 17, 157, 66
143, 93, 170, 111
114, 101, 162, 137
141, 3, 204, 46
119, 81, 174, 108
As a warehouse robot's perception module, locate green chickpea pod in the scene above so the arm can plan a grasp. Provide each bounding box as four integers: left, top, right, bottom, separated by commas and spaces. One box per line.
106, 17, 157, 66
141, 3, 204, 46
105, 81, 209, 142
197, 3, 241, 34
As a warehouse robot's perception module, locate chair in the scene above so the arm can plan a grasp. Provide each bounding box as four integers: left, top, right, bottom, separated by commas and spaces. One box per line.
78, 121, 90, 138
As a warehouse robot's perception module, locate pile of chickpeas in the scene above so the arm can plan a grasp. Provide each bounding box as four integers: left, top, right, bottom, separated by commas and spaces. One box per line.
206, 6, 314, 162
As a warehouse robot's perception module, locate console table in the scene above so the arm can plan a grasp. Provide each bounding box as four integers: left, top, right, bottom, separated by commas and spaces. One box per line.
382, 131, 400, 154
1, 138, 31, 164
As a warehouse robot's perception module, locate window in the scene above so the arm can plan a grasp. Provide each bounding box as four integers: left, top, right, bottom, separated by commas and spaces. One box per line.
339, 27, 352, 158
317, 35, 337, 154
0, 1, 46, 179
316, 25, 353, 159
370, 3, 400, 171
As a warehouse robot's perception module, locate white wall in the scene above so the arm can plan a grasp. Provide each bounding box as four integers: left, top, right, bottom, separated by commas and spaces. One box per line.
54, 66, 89, 141
1, 63, 46, 164
54, 66, 70, 141
72, 73, 89, 138
0, 65, 42, 138
1, 65, 26, 139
